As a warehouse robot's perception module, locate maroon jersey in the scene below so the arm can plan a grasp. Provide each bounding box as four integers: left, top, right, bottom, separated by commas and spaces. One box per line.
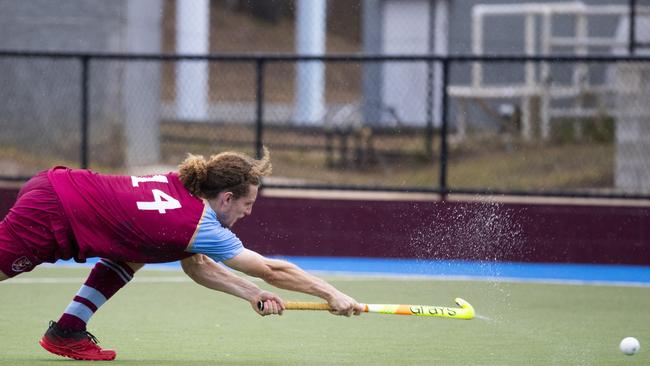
48, 167, 206, 263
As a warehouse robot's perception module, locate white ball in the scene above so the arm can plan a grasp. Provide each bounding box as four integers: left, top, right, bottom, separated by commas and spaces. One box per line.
619, 337, 640, 356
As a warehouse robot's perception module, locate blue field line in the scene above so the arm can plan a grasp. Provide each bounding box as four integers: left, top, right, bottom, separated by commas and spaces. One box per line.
51, 256, 650, 286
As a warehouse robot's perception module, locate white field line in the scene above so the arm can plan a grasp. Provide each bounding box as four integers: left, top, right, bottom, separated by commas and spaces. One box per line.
1, 276, 192, 284
2, 269, 650, 288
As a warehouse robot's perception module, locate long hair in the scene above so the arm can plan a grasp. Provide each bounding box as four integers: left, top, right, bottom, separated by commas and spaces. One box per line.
178, 147, 272, 199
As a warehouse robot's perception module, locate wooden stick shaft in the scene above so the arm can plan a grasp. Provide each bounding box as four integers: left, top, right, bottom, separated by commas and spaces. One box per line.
284, 301, 332, 310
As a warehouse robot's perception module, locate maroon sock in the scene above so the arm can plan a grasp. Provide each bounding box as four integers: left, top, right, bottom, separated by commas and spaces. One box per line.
57, 259, 134, 332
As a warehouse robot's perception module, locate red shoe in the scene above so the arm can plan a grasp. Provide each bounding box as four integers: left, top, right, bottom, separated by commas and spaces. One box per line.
39, 321, 116, 361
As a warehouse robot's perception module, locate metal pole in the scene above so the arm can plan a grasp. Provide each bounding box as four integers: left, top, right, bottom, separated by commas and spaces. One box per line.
80, 56, 89, 169
438, 59, 450, 199
629, 0, 637, 55
426, 63, 434, 159
425, 0, 435, 159
255, 59, 265, 159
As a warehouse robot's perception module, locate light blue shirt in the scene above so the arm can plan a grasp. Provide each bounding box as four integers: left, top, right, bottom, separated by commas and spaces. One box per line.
187, 204, 243, 262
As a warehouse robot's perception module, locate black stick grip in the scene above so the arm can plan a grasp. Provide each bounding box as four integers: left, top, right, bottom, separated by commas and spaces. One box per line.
257, 300, 264, 311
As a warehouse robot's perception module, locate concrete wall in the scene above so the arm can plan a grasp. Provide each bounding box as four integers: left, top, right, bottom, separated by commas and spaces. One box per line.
380, 0, 430, 125
0, 0, 162, 170
614, 63, 650, 192
612, 17, 650, 193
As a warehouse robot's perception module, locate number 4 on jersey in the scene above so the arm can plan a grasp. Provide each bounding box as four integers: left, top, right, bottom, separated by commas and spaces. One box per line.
137, 189, 181, 214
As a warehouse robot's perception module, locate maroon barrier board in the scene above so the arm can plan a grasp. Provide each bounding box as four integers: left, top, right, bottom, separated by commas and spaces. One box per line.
1, 187, 648, 265
235, 192, 650, 265
0, 189, 17, 220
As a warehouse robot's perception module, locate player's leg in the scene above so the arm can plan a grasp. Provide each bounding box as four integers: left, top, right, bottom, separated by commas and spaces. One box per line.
57, 260, 144, 332
39, 260, 145, 361
0, 220, 40, 280
0, 171, 69, 280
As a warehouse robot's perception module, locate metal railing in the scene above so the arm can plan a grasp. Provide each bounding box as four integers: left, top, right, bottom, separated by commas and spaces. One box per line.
2, 51, 650, 200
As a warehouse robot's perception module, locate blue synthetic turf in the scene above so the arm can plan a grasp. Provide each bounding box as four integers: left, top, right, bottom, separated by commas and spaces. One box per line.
54, 256, 650, 286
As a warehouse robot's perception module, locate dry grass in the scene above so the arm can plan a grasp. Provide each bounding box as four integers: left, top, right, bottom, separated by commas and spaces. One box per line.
0, 115, 615, 193
448, 142, 613, 191
157, 122, 615, 190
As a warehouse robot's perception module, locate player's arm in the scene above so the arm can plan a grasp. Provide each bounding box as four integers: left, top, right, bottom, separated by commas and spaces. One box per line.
180, 254, 284, 316
223, 249, 363, 316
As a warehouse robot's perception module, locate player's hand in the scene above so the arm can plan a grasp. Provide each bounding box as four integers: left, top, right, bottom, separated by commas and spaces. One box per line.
252, 291, 285, 316
327, 292, 363, 317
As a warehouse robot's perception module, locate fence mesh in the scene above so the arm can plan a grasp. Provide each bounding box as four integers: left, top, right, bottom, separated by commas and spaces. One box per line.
447, 59, 650, 195
1, 55, 649, 197
0, 57, 82, 176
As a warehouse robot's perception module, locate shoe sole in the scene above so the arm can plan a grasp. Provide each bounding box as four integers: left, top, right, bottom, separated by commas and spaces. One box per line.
39, 339, 116, 361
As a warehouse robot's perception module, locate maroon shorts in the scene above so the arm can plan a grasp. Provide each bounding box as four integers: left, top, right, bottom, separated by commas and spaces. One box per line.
0, 171, 76, 277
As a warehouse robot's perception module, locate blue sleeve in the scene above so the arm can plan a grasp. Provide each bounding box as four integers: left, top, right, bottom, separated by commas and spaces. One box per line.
187, 205, 244, 262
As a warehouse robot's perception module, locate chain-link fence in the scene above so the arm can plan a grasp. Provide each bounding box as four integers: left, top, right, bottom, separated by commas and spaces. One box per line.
448, 56, 650, 197
1, 52, 650, 198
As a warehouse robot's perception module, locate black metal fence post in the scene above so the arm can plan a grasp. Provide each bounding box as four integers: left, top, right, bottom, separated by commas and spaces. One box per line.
425, 60, 435, 161
629, 0, 637, 55
425, 0, 436, 160
80, 56, 90, 169
439, 59, 450, 199
255, 59, 265, 159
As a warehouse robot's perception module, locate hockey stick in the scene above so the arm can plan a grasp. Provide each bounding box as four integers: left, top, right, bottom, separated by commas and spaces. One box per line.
258, 297, 475, 320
